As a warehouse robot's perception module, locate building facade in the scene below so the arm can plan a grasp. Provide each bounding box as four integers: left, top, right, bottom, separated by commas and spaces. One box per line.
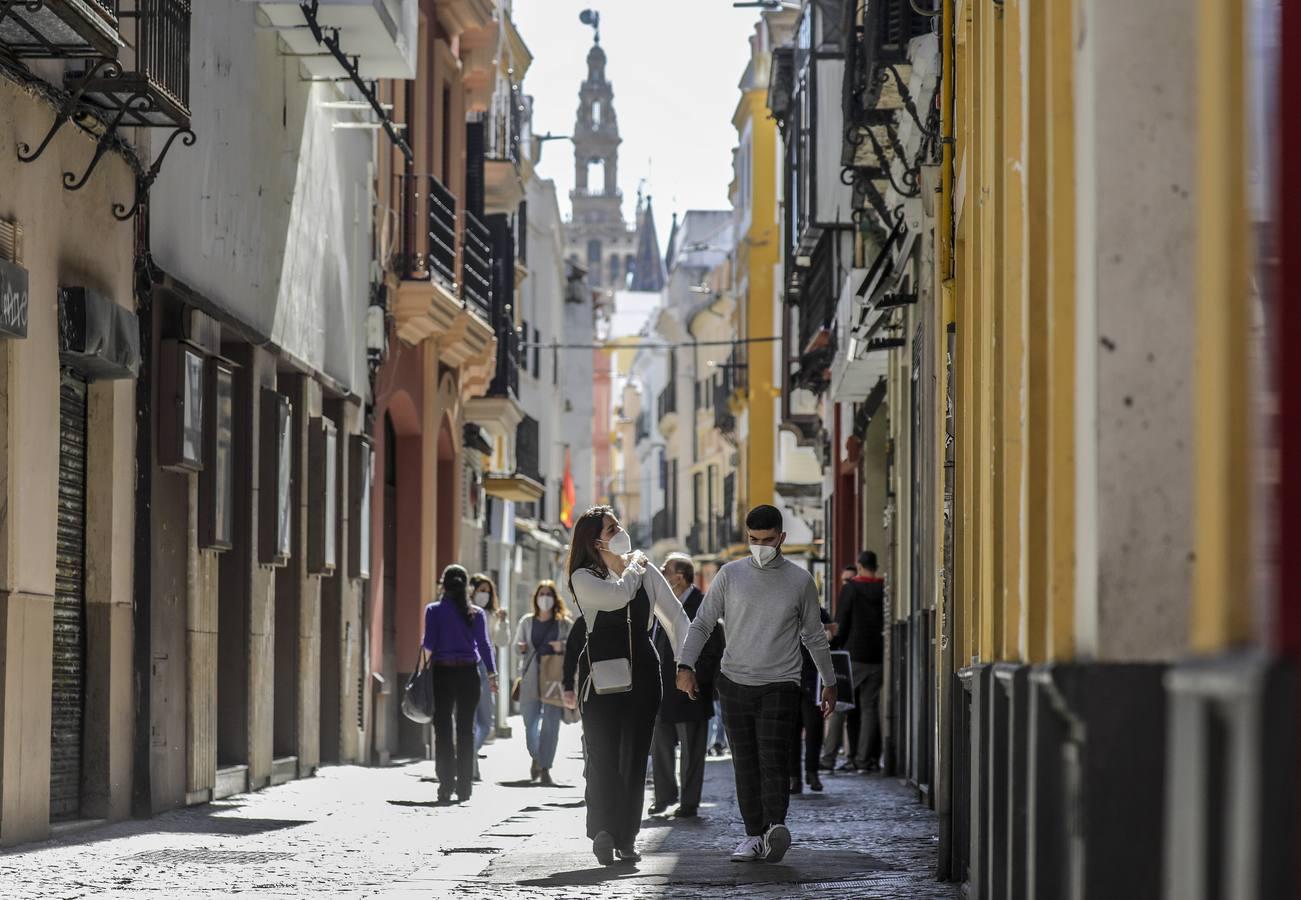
765, 0, 1297, 898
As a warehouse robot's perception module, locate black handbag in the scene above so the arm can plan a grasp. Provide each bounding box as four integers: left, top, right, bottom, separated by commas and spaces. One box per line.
401, 650, 434, 724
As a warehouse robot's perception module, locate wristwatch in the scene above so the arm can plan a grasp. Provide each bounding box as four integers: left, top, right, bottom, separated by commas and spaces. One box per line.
676, 664, 694, 673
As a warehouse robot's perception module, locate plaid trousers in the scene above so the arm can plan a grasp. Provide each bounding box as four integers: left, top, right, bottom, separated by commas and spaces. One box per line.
717, 674, 802, 836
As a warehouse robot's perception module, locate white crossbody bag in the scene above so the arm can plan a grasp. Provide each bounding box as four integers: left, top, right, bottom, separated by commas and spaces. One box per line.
582, 600, 634, 700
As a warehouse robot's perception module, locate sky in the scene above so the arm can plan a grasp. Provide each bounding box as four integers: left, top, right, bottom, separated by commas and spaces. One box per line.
512, 1, 763, 254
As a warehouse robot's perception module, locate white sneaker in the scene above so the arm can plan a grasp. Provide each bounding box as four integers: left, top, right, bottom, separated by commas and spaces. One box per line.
730, 835, 764, 862
762, 824, 791, 863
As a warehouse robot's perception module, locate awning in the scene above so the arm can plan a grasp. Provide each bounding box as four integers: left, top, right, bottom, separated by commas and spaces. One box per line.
58, 286, 139, 380
0, 258, 29, 339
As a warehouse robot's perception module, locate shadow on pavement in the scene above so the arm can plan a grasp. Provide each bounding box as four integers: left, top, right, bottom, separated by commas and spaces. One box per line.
0, 810, 310, 857
518, 864, 651, 888
496, 779, 576, 789
387, 799, 459, 809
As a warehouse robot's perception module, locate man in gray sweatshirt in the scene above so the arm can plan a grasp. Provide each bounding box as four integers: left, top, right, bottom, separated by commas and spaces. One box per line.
676, 505, 836, 864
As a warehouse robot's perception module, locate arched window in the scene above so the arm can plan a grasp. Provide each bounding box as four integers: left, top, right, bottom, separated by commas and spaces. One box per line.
592, 100, 602, 127
608, 254, 621, 286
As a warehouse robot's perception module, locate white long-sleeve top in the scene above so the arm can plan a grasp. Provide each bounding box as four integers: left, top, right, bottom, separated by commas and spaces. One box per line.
570, 560, 691, 664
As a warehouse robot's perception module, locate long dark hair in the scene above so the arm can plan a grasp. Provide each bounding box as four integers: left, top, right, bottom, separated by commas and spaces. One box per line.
441, 564, 474, 625
469, 572, 498, 613
566, 506, 614, 598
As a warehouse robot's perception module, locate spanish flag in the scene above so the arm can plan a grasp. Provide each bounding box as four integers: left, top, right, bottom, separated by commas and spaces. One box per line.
561, 447, 576, 529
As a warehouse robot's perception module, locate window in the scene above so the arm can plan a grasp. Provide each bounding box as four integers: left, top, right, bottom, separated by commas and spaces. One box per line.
533, 327, 540, 378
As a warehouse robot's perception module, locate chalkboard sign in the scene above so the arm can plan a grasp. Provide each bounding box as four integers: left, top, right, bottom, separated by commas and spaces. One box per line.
0, 259, 29, 339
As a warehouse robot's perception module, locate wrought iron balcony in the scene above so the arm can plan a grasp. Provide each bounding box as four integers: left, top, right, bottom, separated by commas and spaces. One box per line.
515, 415, 541, 484
396, 173, 458, 288
0, 0, 122, 58
461, 210, 492, 322
656, 384, 677, 424
651, 508, 671, 543
75, 0, 191, 128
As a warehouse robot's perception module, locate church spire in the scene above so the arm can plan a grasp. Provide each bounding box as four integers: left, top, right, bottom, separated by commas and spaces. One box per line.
630, 196, 666, 292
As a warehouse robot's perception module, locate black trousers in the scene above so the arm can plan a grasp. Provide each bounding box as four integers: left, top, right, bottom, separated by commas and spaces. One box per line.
651, 717, 709, 809
431, 664, 480, 800
581, 669, 660, 847
717, 674, 801, 837
788, 692, 824, 778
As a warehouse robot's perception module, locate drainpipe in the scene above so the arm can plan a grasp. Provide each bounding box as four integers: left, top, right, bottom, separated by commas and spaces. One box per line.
935, 0, 957, 881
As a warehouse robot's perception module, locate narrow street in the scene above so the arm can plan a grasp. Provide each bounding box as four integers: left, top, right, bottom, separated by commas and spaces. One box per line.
1, 721, 955, 900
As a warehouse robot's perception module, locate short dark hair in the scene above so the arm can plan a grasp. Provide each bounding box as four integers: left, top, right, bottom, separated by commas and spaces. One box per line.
745, 504, 783, 532
858, 550, 878, 571
666, 556, 695, 584
842, 563, 856, 572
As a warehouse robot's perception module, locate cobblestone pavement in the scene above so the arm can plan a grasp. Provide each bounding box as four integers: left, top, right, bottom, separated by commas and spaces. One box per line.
0, 718, 959, 899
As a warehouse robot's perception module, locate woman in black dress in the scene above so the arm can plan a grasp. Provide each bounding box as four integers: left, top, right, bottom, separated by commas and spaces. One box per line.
567, 506, 690, 865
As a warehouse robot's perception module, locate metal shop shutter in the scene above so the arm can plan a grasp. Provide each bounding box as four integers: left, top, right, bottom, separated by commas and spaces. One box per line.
50, 373, 87, 821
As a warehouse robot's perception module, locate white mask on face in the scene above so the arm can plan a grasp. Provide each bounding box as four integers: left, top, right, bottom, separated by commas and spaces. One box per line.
537, 594, 555, 612
472, 590, 492, 608
604, 529, 632, 556
750, 543, 779, 567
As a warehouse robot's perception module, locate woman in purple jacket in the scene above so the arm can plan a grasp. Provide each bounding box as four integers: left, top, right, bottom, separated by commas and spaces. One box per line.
422, 564, 497, 803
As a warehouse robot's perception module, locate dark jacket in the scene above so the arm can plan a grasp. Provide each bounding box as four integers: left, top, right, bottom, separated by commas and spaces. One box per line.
833, 576, 885, 664
654, 586, 724, 724
562, 618, 586, 693
800, 606, 832, 698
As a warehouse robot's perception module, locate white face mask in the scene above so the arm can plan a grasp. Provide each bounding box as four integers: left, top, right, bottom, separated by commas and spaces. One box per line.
750, 543, 779, 567
603, 529, 632, 556
472, 591, 492, 608
537, 594, 555, 612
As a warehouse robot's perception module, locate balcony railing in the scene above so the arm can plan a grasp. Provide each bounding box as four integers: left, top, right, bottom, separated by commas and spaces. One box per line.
516, 415, 541, 483
397, 173, 458, 287
76, 0, 191, 127
462, 210, 492, 321
635, 410, 650, 443
487, 82, 522, 164
0, 0, 121, 59
656, 385, 677, 423
651, 508, 671, 543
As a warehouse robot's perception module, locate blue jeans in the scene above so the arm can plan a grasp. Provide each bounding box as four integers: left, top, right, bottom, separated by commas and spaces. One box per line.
521, 698, 563, 769
474, 662, 495, 752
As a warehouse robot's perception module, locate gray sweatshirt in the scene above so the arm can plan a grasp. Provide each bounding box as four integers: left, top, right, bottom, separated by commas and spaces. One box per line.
679, 554, 835, 689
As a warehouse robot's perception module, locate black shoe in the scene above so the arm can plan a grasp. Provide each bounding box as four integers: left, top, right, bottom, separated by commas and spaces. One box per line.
648, 802, 671, 816
789, 776, 803, 794
674, 805, 699, 818
808, 773, 824, 792
593, 831, 616, 866
836, 762, 859, 774
712, 743, 723, 756
615, 846, 641, 863
437, 791, 454, 804
530, 760, 540, 782
539, 769, 554, 786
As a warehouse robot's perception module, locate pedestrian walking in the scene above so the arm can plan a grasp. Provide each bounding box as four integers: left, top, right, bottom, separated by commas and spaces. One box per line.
822, 551, 886, 773
469, 573, 509, 775
789, 607, 832, 794
513, 580, 573, 785
421, 564, 498, 804
567, 507, 690, 866
819, 563, 867, 772
649, 553, 724, 819
676, 505, 835, 864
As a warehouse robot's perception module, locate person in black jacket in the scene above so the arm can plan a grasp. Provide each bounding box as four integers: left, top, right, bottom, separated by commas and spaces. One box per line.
789, 605, 832, 793
649, 554, 724, 818
824, 551, 885, 773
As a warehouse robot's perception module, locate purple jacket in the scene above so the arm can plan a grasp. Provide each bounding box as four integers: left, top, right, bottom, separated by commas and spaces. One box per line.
422, 597, 496, 673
